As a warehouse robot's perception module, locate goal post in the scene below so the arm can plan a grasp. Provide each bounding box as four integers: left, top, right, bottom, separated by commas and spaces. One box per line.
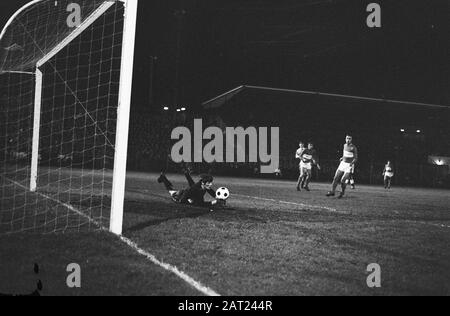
110, 0, 138, 235
30, 68, 43, 192
0, 0, 139, 235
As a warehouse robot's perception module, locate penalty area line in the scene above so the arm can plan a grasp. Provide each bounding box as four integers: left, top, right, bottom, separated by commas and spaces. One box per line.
234, 194, 339, 213
5, 177, 220, 297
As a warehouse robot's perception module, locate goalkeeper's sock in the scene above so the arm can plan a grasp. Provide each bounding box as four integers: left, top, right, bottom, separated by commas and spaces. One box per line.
158, 173, 174, 191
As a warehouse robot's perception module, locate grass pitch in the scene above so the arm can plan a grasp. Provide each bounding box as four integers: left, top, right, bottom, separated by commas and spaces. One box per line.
1, 171, 450, 295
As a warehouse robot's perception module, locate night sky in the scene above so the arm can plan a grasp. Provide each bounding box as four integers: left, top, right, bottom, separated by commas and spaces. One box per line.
1, 0, 449, 112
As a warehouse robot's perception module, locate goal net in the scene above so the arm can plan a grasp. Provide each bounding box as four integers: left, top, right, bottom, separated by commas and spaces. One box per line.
0, 0, 137, 235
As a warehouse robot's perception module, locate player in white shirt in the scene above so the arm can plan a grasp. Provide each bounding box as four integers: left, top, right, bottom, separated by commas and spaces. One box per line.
295, 142, 306, 191
297, 142, 321, 191
327, 135, 359, 199
383, 161, 394, 189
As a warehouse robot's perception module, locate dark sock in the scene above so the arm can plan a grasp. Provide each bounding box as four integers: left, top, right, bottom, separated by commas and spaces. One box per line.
185, 171, 195, 187
341, 183, 347, 195
160, 175, 174, 191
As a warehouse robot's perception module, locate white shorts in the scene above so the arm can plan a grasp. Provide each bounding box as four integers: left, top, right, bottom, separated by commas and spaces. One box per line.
300, 161, 312, 170
385, 172, 394, 178
338, 161, 353, 174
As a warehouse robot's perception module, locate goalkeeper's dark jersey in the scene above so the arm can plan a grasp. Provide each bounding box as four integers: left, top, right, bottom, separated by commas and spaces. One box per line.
174, 181, 216, 207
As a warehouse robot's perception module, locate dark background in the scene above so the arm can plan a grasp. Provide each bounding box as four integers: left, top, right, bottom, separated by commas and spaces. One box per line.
1, 0, 448, 112
1, 0, 449, 186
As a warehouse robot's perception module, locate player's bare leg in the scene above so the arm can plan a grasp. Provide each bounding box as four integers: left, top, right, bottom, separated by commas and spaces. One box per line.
296, 175, 302, 191
339, 172, 351, 199
327, 170, 344, 197
384, 176, 392, 189
296, 169, 305, 191
304, 170, 312, 191
300, 173, 307, 189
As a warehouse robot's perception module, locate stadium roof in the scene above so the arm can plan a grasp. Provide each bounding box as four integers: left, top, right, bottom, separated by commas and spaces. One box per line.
202, 85, 450, 111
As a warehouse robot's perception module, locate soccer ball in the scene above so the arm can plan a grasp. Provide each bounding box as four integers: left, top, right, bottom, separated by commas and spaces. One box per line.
216, 187, 230, 200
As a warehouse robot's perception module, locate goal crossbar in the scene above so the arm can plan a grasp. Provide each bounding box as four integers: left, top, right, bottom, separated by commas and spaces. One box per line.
36, 1, 117, 68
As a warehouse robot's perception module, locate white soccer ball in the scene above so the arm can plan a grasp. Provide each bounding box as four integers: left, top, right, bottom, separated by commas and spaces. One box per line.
216, 187, 230, 200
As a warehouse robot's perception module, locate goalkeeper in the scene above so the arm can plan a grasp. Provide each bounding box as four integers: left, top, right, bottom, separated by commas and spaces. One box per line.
158, 171, 225, 209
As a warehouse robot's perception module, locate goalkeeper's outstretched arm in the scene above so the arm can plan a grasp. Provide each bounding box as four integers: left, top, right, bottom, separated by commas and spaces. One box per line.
207, 188, 216, 199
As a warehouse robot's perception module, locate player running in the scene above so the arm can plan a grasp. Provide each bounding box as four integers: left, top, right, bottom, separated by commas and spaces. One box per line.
158, 171, 225, 209
383, 161, 394, 189
297, 142, 321, 191
326, 135, 358, 199
295, 142, 306, 190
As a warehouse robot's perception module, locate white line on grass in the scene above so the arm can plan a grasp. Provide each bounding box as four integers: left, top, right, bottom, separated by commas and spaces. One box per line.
395, 219, 450, 230
418, 222, 450, 229
118, 236, 220, 296
234, 194, 339, 213
6, 178, 220, 297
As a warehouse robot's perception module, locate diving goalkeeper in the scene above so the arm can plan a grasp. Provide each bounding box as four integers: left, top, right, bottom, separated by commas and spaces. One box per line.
158, 171, 225, 208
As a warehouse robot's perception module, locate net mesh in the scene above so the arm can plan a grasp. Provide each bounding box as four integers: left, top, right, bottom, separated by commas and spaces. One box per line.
0, 0, 125, 234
